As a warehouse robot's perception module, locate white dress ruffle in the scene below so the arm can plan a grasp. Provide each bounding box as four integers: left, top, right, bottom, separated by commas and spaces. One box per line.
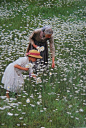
2, 57, 33, 93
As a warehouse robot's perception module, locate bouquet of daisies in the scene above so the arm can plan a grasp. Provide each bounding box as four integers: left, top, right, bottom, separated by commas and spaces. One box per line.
25, 63, 34, 68
37, 46, 45, 52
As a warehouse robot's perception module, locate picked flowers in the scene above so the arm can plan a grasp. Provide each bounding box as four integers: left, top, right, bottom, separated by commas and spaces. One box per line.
37, 46, 45, 52
25, 63, 34, 68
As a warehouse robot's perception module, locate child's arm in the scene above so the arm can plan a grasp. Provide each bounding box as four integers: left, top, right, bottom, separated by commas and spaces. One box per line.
14, 64, 29, 71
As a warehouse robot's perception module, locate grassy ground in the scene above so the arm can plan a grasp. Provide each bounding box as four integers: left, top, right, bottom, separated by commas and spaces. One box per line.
0, 0, 86, 31
0, 0, 86, 127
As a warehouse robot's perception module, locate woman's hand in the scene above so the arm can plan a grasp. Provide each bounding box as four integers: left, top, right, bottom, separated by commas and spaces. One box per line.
52, 57, 55, 68
33, 43, 38, 49
52, 62, 55, 68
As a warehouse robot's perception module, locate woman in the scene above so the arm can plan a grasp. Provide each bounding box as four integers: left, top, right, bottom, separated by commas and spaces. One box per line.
26, 26, 55, 68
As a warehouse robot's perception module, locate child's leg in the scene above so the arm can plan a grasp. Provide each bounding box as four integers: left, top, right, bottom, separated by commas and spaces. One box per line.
6, 90, 10, 98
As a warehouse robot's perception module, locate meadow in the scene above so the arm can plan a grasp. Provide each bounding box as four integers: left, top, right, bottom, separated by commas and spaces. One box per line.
0, 0, 86, 127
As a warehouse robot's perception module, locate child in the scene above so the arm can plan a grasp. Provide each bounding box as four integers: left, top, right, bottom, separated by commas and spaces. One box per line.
1, 50, 42, 98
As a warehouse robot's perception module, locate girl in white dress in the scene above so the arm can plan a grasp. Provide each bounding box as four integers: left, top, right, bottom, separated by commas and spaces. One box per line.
2, 50, 42, 98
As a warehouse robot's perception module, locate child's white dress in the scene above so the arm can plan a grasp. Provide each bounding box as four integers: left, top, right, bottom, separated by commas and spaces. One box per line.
2, 57, 33, 93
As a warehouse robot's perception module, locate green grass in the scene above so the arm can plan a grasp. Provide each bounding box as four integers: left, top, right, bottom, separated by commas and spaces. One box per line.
0, 0, 86, 31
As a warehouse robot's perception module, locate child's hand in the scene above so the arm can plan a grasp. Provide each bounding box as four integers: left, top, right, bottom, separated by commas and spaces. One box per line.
25, 68, 29, 71
36, 77, 42, 84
